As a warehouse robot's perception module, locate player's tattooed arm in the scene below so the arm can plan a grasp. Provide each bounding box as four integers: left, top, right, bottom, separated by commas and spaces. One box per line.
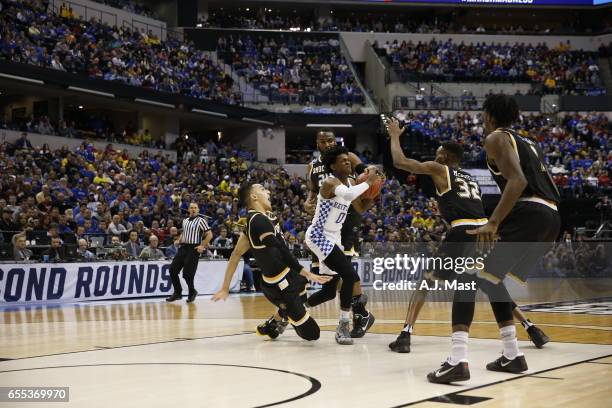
212, 232, 250, 301
385, 117, 448, 190
467, 131, 527, 251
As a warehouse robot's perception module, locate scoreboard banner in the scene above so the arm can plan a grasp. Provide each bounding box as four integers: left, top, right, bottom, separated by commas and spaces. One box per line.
359, 0, 603, 5
0, 260, 243, 304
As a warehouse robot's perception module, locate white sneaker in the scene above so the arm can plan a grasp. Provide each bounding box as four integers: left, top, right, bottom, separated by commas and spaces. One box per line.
335, 319, 354, 345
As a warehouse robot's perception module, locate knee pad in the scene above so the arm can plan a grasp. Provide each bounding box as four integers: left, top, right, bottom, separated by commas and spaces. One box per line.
294, 317, 320, 341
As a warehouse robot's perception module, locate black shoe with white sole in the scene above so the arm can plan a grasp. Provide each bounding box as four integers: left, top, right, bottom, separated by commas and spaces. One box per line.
486, 354, 528, 373
427, 361, 470, 384
527, 325, 550, 348
389, 331, 411, 353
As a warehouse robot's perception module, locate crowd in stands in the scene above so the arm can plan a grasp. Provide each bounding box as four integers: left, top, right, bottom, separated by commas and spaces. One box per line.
217, 35, 364, 106
0, 0, 241, 105
378, 39, 603, 96
200, 7, 608, 35
0, 130, 447, 265
1, 115, 167, 148
393, 110, 611, 198
0, 112, 609, 268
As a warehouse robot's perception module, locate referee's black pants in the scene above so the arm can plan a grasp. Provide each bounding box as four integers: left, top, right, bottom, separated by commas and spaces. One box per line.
169, 244, 199, 295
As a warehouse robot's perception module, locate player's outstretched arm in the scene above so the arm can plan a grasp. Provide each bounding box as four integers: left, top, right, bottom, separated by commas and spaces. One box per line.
212, 233, 250, 301
467, 131, 527, 251
300, 269, 333, 285
385, 117, 446, 177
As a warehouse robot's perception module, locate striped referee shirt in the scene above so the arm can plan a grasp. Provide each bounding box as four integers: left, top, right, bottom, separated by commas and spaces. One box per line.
181, 215, 211, 244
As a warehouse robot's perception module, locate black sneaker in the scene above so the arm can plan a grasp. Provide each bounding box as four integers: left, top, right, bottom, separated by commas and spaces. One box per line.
165, 293, 182, 302
427, 361, 470, 384
486, 354, 528, 373
256, 316, 281, 339
527, 325, 550, 348
350, 312, 375, 338
389, 331, 411, 353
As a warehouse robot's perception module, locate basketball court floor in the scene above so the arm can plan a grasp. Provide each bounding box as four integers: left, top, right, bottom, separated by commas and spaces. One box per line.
1, 288, 611, 408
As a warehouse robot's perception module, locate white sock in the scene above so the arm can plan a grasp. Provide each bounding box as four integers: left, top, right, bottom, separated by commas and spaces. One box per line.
500, 325, 520, 360
402, 324, 413, 333
340, 310, 351, 321
448, 331, 469, 365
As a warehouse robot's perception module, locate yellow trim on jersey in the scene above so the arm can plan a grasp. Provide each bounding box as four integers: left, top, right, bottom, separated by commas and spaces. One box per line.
508, 133, 520, 162
262, 267, 290, 284
311, 262, 320, 267
486, 159, 502, 176
343, 246, 359, 257
435, 165, 452, 196
518, 196, 558, 211
450, 218, 489, 228
476, 268, 501, 284
288, 311, 311, 326
508, 272, 527, 285
299, 288, 308, 296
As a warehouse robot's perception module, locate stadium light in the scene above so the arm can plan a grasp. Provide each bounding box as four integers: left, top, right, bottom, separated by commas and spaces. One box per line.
192, 108, 228, 118
67, 86, 115, 98
0, 73, 44, 84
306, 124, 352, 128
134, 98, 175, 109
242, 117, 274, 125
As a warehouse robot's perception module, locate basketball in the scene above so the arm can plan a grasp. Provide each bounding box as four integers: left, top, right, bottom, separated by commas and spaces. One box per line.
357, 172, 383, 199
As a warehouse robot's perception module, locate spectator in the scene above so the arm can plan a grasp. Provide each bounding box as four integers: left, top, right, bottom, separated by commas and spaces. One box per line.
14, 132, 33, 150
0, 208, 18, 241
139, 235, 164, 260
76, 238, 95, 260
43, 236, 67, 262
108, 214, 127, 235
13, 233, 33, 261
212, 227, 233, 249
108, 235, 127, 260
123, 229, 142, 258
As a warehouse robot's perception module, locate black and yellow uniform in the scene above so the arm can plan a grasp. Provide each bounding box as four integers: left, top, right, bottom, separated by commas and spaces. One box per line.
484, 128, 561, 282
309, 157, 362, 258
431, 165, 488, 279
246, 210, 319, 340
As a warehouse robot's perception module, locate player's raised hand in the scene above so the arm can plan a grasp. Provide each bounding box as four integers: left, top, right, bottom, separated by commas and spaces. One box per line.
211, 289, 230, 302
384, 116, 405, 139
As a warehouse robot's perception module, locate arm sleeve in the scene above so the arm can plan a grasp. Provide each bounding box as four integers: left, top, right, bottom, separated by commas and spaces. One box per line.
261, 234, 303, 272
334, 183, 369, 202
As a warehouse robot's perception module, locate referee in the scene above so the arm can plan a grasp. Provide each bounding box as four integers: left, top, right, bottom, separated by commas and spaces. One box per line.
166, 202, 213, 303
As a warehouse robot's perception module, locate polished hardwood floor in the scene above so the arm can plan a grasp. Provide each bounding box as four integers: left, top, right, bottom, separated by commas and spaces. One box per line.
1, 285, 611, 407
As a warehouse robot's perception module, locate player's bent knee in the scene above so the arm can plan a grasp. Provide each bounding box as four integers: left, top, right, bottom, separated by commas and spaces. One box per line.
294, 317, 320, 341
